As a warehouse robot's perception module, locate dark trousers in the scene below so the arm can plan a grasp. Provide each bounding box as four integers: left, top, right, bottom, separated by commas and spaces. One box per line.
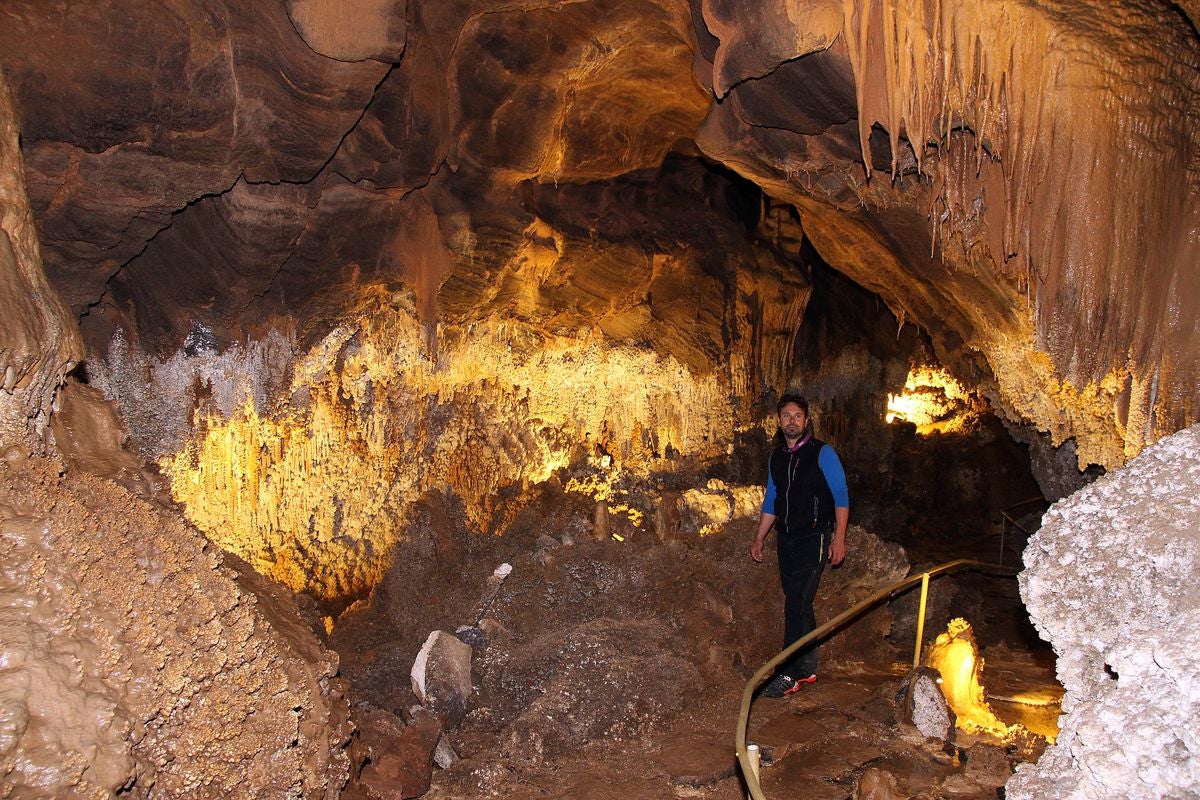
777, 528, 830, 678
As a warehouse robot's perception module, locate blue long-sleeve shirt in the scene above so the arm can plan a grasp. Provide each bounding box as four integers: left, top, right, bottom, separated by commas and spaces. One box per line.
761, 444, 849, 513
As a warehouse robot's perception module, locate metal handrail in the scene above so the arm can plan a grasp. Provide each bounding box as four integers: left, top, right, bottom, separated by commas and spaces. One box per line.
998, 496, 1048, 565
735, 558, 1019, 800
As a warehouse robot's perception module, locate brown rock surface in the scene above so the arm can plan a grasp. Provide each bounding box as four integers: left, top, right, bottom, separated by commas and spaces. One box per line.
352, 705, 441, 800
693, 0, 1200, 467
47, 377, 150, 492
0, 0, 387, 312
0, 67, 80, 453
332, 483, 977, 798
0, 457, 352, 798
286, 0, 408, 62
0, 0, 1194, 479
411, 631, 474, 729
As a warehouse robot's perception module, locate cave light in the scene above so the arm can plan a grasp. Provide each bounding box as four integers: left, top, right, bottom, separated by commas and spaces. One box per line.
563, 458, 647, 527
885, 365, 980, 434
925, 618, 1046, 742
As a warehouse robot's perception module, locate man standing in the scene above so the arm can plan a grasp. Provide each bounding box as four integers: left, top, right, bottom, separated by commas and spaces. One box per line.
751, 394, 849, 697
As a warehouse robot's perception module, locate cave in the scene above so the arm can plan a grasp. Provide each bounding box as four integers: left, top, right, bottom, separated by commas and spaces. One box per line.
1, 1, 1198, 798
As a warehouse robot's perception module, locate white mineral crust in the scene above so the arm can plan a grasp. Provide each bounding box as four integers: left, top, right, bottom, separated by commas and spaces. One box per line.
1008, 425, 1200, 799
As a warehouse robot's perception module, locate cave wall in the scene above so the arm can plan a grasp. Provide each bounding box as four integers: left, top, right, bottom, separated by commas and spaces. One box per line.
1, 0, 1195, 612
692, 0, 1200, 469
2, 0, 1196, 479
777, 228, 1046, 553
0, 67, 80, 453
87, 160, 813, 601
0, 455, 352, 798
0, 2, 1198, 796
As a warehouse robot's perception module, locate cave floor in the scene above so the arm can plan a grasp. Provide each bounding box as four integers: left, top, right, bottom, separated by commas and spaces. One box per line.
424, 655, 1057, 800
332, 488, 1061, 800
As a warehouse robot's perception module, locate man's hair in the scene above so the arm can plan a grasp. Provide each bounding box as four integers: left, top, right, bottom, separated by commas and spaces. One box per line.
776, 394, 810, 415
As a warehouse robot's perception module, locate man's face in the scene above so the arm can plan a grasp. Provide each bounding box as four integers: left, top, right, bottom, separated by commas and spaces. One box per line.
779, 403, 807, 440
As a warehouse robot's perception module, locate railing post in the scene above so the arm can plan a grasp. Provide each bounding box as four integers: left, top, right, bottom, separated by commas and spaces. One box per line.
913, 572, 930, 668
746, 743, 761, 790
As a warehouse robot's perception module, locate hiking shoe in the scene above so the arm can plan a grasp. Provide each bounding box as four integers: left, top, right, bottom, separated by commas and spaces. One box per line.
759, 674, 818, 698
759, 674, 796, 698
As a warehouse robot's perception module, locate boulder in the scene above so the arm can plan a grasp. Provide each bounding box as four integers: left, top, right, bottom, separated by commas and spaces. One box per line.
411, 630, 474, 728
1010, 425, 1200, 798
895, 666, 956, 743
354, 704, 441, 799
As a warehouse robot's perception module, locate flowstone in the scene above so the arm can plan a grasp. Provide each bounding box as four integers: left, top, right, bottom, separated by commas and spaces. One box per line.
1010, 425, 1200, 798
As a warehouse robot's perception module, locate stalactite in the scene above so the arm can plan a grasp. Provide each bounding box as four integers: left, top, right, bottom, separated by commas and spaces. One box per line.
840, 0, 1200, 458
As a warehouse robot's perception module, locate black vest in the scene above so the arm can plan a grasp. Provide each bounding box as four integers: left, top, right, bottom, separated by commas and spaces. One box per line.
769, 437, 836, 536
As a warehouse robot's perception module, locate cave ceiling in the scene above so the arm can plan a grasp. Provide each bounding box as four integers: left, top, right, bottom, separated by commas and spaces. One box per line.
1, 0, 1198, 471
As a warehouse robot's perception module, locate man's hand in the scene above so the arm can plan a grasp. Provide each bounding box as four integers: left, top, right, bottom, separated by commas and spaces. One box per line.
829, 506, 849, 565
751, 535, 766, 562
829, 535, 846, 566
751, 512, 776, 562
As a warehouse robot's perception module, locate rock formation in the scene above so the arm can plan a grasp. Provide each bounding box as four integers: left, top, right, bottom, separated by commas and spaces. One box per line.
2, 0, 1194, 476
1013, 425, 1200, 799
693, 0, 1200, 469
0, 459, 352, 798
0, 68, 80, 453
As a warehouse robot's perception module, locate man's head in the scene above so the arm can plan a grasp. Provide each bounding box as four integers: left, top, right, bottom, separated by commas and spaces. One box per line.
776, 393, 812, 444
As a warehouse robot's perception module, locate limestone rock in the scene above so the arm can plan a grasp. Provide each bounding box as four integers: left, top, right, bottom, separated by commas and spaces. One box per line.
0, 458, 351, 798
896, 666, 956, 743
47, 377, 150, 494
0, 67, 81, 453
433, 734, 459, 770
1010, 425, 1200, 798
855, 766, 902, 800
286, 0, 407, 62
0, 0, 387, 312
454, 624, 487, 651
694, 0, 1200, 467
411, 630, 474, 728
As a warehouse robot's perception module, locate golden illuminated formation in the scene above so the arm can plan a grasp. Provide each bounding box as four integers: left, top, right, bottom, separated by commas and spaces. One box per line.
842, 0, 1198, 466
164, 288, 738, 599
926, 618, 1020, 740
564, 462, 646, 527
886, 366, 982, 434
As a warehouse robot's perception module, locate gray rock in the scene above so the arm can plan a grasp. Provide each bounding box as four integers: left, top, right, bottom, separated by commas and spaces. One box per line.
410, 630, 474, 728
454, 625, 487, 650
353, 704, 441, 800
433, 734, 459, 770
896, 666, 956, 743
